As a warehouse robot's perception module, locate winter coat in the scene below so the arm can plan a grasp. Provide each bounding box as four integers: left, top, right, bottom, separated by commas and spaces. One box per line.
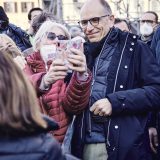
150, 26, 160, 156
2, 23, 32, 51
151, 26, 160, 63
72, 27, 160, 160
25, 51, 91, 143
0, 116, 78, 160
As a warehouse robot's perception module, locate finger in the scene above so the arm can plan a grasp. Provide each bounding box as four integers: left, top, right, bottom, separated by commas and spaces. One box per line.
150, 140, 155, 152
70, 48, 83, 55
49, 71, 68, 77
51, 66, 68, 72
52, 59, 65, 66
99, 112, 104, 116
90, 104, 97, 112
153, 135, 158, 147
101, 108, 107, 116
68, 54, 83, 61
68, 59, 83, 67
68, 65, 85, 73
93, 107, 102, 115
150, 143, 157, 153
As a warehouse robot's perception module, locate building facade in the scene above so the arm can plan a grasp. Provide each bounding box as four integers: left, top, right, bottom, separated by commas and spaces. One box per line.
0, 0, 160, 30
0, 0, 42, 30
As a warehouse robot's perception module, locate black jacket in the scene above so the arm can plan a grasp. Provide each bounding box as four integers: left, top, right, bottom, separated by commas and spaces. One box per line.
0, 116, 78, 160
72, 28, 160, 160
2, 23, 32, 52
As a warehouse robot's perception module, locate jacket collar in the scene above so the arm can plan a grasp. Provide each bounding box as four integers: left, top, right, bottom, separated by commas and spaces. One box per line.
84, 27, 119, 70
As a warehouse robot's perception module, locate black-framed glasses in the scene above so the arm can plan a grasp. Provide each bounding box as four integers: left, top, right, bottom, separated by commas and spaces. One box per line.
140, 20, 155, 24
47, 32, 68, 40
78, 14, 110, 28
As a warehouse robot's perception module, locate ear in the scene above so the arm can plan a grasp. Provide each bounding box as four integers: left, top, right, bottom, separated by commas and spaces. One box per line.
109, 15, 115, 27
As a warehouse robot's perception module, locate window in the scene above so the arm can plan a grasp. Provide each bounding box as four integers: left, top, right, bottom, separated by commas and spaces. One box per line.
4, 2, 17, 13
21, 2, 34, 13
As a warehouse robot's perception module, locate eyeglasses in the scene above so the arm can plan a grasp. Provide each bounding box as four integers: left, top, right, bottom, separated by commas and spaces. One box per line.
140, 20, 156, 24
78, 15, 110, 28
47, 32, 68, 40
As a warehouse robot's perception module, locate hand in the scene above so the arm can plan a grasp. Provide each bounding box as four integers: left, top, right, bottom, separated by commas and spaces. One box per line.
149, 127, 158, 153
67, 48, 87, 74
13, 56, 27, 70
43, 59, 68, 86
90, 98, 112, 116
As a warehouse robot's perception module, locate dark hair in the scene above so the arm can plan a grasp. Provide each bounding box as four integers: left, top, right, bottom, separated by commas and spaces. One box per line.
0, 52, 46, 134
28, 7, 43, 20
114, 18, 131, 30
32, 11, 56, 35
145, 11, 158, 23
0, 6, 9, 22
99, 0, 112, 15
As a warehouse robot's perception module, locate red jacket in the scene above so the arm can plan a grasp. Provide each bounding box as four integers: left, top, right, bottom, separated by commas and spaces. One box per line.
25, 52, 91, 143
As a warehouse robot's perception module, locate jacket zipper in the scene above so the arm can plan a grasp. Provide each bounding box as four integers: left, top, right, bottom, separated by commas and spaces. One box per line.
106, 33, 129, 147
86, 28, 113, 136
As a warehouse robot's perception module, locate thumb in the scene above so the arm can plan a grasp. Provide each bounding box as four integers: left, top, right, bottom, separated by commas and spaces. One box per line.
90, 104, 96, 112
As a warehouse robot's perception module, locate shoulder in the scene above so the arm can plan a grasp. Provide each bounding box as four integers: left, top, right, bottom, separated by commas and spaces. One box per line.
153, 26, 160, 41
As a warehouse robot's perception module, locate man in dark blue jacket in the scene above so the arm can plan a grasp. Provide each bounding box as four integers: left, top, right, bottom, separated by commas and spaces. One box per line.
149, 26, 160, 158
0, 6, 31, 52
71, 0, 160, 160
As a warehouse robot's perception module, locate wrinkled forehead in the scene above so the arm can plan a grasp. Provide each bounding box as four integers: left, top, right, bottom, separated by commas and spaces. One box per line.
80, 1, 107, 20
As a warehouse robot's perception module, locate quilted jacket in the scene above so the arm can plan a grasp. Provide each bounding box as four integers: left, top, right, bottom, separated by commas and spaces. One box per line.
25, 51, 91, 143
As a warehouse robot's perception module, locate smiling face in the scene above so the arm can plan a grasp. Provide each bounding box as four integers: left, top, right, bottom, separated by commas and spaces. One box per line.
80, 0, 114, 42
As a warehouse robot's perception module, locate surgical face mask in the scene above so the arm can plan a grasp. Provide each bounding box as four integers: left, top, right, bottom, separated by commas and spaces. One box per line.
140, 23, 153, 36
40, 44, 57, 64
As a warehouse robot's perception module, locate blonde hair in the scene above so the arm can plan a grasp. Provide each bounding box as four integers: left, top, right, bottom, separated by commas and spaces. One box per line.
33, 21, 71, 51
0, 34, 22, 58
0, 52, 47, 133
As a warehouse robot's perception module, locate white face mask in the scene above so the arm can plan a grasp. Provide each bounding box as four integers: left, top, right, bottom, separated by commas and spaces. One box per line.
40, 44, 57, 64
140, 23, 153, 36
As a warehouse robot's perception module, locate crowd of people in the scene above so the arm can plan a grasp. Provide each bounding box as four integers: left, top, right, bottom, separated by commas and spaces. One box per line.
0, 0, 160, 160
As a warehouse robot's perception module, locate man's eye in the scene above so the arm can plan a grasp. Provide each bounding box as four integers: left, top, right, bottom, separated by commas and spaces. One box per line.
91, 17, 99, 23
146, 20, 154, 23
81, 20, 88, 25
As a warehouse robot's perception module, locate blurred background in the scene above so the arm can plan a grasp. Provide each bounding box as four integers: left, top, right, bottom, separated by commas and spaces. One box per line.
0, 0, 160, 33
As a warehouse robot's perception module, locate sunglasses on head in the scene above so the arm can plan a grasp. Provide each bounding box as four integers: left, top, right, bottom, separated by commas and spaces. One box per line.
47, 32, 68, 40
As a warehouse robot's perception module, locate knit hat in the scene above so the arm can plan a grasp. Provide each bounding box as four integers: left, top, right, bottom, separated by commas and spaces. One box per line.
0, 6, 9, 22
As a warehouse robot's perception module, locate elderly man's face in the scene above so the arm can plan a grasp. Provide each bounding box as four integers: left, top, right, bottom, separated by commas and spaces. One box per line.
80, 0, 114, 42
